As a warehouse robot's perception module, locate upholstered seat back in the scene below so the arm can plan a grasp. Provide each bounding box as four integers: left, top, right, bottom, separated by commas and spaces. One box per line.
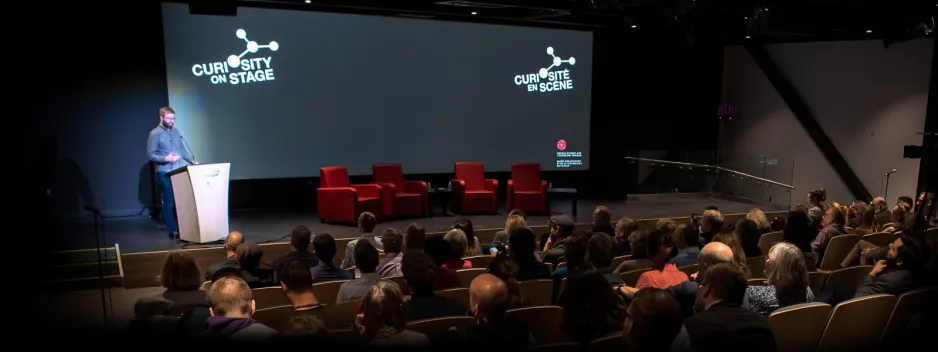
321, 166, 350, 187
511, 163, 542, 192
455, 162, 486, 191
373, 164, 406, 194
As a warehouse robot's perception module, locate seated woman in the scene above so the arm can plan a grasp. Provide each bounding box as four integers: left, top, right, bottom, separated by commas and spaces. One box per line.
355, 281, 430, 347
636, 230, 688, 289
747, 242, 814, 315
713, 231, 752, 279
132, 251, 210, 332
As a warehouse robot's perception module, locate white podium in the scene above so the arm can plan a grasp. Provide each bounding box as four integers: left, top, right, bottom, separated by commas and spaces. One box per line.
167, 163, 230, 243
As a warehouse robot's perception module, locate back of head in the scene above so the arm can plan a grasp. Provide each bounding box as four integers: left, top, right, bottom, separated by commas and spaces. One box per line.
278, 259, 314, 292
702, 210, 724, 231
290, 225, 313, 251
860, 207, 876, 226
401, 250, 437, 294
381, 228, 404, 253
424, 235, 452, 266
404, 223, 426, 251
627, 288, 684, 352
699, 242, 734, 270
702, 263, 748, 306
617, 217, 638, 236
236, 242, 263, 270
505, 214, 528, 234
469, 273, 510, 320
360, 281, 406, 340
560, 268, 623, 343
766, 242, 808, 305
358, 211, 377, 233
225, 231, 244, 251
747, 208, 770, 230
655, 219, 677, 232
629, 229, 651, 259
443, 229, 468, 259
712, 232, 748, 276
809, 188, 827, 204
873, 197, 887, 209
646, 230, 678, 263
587, 233, 615, 268
452, 216, 476, 249
594, 206, 612, 226
676, 222, 700, 249
704, 205, 719, 211
508, 208, 526, 220
281, 315, 328, 338
487, 256, 525, 308
563, 232, 590, 268
160, 251, 203, 291
207, 276, 253, 316
313, 233, 338, 264
354, 240, 380, 273
508, 227, 537, 260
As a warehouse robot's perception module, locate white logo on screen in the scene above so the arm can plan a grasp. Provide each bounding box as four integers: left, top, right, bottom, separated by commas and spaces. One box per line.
191, 29, 279, 85
514, 47, 575, 93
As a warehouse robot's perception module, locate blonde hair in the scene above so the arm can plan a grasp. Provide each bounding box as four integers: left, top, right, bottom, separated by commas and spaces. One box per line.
746, 208, 770, 230
505, 214, 528, 235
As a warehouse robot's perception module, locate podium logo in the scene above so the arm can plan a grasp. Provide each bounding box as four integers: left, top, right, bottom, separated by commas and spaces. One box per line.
513, 47, 575, 93
191, 29, 280, 85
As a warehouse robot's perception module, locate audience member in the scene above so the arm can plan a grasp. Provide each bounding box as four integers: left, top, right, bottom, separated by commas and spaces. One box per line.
748, 242, 813, 315
203, 277, 277, 340
850, 206, 876, 235
404, 223, 426, 252
623, 288, 688, 352
542, 214, 575, 265
592, 206, 615, 237
442, 229, 472, 269
492, 209, 526, 253
684, 263, 777, 352
614, 216, 639, 255
133, 251, 209, 332
712, 231, 751, 279
746, 208, 772, 235
422, 234, 463, 291
502, 227, 551, 280
279, 260, 352, 330
235, 243, 274, 288
636, 230, 688, 289
871, 197, 891, 227
782, 211, 816, 252
587, 233, 624, 285
615, 229, 653, 273
354, 281, 430, 347
811, 206, 847, 262
377, 228, 404, 277
551, 232, 589, 282
671, 223, 700, 267
452, 216, 481, 256
699, 209, 723, 244
205, 231, 244, 281
341, 212, 383, 269
806, 188, 827, 227
854, 234, 924, 298
734, 219, 763, 257
465, 274, 533, 348
278, 315, 328, 342
310, 233, 353, 282
486, 255, 526, 308
656, 218, 678, 232
337, 240, 397, 303
704, 205, 719, 211
558, 268, 624, 343
400, 251, 467, 320
270, 225, 319, 282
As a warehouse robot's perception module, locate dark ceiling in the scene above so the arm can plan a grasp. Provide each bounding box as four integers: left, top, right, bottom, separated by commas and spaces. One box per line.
187, 0, 935, 45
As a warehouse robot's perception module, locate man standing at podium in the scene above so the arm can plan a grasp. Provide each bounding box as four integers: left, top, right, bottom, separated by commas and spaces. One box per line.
147, 106, 196, 240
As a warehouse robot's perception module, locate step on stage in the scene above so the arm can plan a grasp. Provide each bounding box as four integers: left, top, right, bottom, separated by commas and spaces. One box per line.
58, 193, 788, 254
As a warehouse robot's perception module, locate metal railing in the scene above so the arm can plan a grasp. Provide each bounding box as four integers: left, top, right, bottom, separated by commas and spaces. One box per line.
624, 156, 794, 189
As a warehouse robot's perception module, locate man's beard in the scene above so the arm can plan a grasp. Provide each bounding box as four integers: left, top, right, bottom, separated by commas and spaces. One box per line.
162, 121, 173, 129
885, 255, 900, 269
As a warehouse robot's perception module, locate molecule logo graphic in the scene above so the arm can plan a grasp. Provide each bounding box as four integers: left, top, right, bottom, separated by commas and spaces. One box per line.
539, 47, 575, 79
557, 139, 567, 151
226, 29, 279, 68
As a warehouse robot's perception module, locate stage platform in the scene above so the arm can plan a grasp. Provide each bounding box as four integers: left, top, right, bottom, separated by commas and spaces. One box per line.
57, 193, 788, 254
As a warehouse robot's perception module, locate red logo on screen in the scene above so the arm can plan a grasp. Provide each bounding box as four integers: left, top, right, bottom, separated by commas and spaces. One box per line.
557, 139, 567, 151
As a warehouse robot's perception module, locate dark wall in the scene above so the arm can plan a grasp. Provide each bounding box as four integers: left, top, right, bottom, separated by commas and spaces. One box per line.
22, 1, 723, 221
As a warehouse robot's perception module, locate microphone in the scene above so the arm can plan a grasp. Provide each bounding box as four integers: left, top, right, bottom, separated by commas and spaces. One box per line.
84, 205, 101, 214
885, 169, 897, 175
180, 134, 197, 164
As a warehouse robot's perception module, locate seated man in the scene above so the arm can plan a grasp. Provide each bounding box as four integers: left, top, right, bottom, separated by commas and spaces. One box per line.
205, 231, 243, 281
271, 225, 319, 281
855, 234, 925, 298
310, 233, 353, 283
465, 274, 533, 349
401, 251, 467, 321
236, 242, 274, 288
336, 240, 397, 303
341, 212, 382, 269
279, 259, 353, 330
203, 276, 277, 340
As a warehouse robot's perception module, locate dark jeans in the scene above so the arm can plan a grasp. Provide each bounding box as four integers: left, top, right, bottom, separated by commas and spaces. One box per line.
156, 171, 178, 235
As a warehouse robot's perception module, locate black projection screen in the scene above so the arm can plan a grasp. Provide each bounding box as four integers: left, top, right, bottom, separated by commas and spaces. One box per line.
161, 3, 593, 180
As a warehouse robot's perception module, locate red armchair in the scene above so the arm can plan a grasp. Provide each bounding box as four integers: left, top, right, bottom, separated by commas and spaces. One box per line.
452, 162, 498, 213
317, 166, 382, 224
507, 162, 548, 213
372, 163, 427, 218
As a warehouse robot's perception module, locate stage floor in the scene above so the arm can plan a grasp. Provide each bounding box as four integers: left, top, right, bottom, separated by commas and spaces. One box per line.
53, 194, 787, 253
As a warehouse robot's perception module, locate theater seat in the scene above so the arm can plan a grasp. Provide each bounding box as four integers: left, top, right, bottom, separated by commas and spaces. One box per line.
452, 162, 497, 214
372, 163, 427, 218
507, 162, 547, 213
317, 166, 382, 224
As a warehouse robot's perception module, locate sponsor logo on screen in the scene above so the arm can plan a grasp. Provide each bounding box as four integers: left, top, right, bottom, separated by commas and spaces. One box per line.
555, 139, 582, 168
191, 29, 279, 85
514, 47, 575, 93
